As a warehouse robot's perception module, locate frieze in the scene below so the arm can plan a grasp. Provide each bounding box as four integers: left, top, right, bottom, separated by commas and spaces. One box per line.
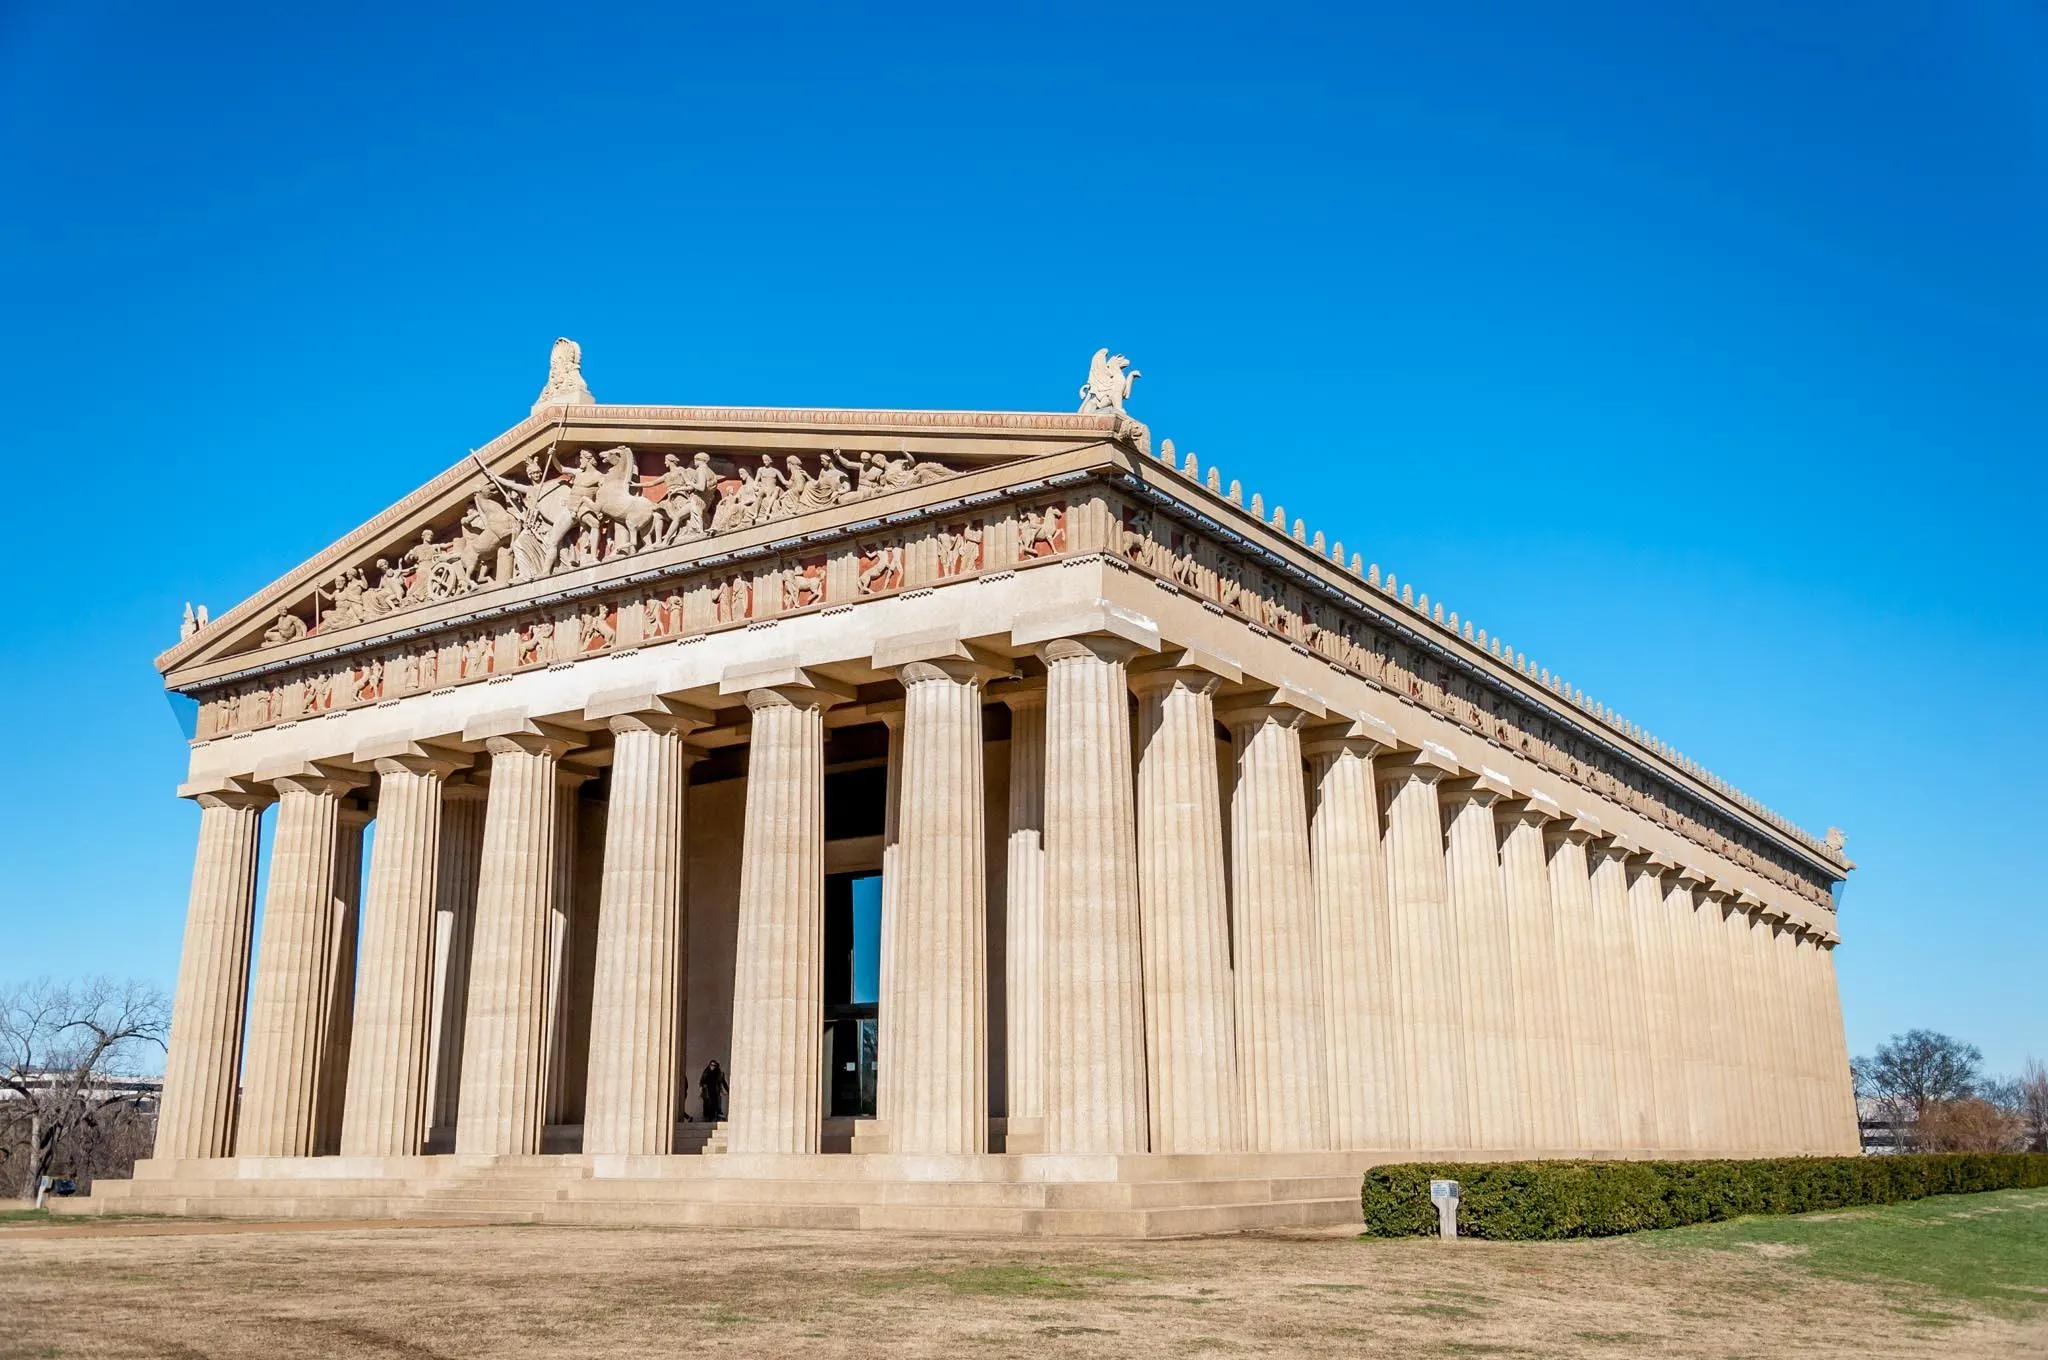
196, 492, 1074, 742
1112, 497, 1836, 908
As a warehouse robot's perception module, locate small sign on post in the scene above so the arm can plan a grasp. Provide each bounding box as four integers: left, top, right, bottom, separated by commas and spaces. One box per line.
1429, 1178, 1460, 1240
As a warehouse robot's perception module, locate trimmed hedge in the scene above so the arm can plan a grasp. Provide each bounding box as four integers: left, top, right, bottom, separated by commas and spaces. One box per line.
1359, 1153, 2048, 1240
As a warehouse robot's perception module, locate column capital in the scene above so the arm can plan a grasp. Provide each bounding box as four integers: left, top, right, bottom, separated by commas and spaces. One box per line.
1500, 790, 1565, 825
1128, 643, 1243, 690
1037, 634, 1146, 667
1374, 740, 1463, 784
367, 750, 463, 780
464, 711, 581, 759
872, 629, 1016, 687
1216, 683, 1327, 731
1300, 710, 1400, 758
254, 759, 367, 799
719, 658, 856, 711
179, 775, 273, 810
1589, 830, 1640, 863
584, 689, 717, 733
1440, 767, 1515, 807
1011, 601, 1160, 657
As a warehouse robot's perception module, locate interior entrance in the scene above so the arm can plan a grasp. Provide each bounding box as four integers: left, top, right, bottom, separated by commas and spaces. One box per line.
824, 872, 882, 1117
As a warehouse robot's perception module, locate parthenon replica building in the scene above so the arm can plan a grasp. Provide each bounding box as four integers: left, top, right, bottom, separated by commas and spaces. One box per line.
68, 342, 1860, 1233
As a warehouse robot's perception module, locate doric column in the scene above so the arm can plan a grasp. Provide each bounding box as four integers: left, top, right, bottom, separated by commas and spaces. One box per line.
1815, 934, 1860, 1152
882, 645, 1007, 1155
726, 681, 835, 1154
1743, 901, 1794, 1151
1039, 637, 1148, 1154
425, 782, 486, 1137
1224, 697, 1330, 1153
317, 805, 369, 1156
1132, 664, 1242, 1154
238, 767, 363, 1157
456, 727, 575, 1156
1782, 919, 1826, 1152
1587, 840, 1654, 1150
541, 771, 587, 1127
156, 788, 271, 1160
1000, 688, 1047, 1148
1544, 822, 1617, 1150
1499, 800, 1576, 1152
340, 753, 458, 1156
1440, 777, 1522, 1152
1306, 729, 1409, 1151
1698, 889, 1756, 1153
1626, 857, 1689, 1152
1730, 898, 1784, 1151
874, 706, 905, 1127
582, 701, 707, 1156
1663, 875, 1721, 1152
1378, 754, 1469, 1150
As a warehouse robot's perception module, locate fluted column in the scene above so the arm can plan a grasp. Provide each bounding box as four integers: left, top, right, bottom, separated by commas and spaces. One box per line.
726, 685, 831, 1154
317, 806, 369, 1155
456, 730, 574, 1155
542, 772, 587, 1127
888, 659, 996, 1154
1626, 858, 1689, 1152
1224, 701, 1329, 1152
1499, 802, 1576, 1152
425, 782, 486, 1136
874, 708, 905, 1127
1378, 757, 1468, 1150
1000, 689, 1047, 1147
239, 770, 362, 1157
156, 789, 271, 1160
1545, 824, 1617, 1150
1782, 921, 1825, 1152
1663, 877, 1721, 1152
1587, 842, 1653, 1150
1306, 734, 1409, 1151
340, 755, 457, 1156
1701, 891, 1758, 1152
1815, 936, 1860, 1152
1133, 668, 1242, 1154
1441, 780, 1522, 1152
1730, 901, 1784, 1151
1747, 906, 1795, 1151
1039, 637, 1148, 1155
583, 711, 703, 1156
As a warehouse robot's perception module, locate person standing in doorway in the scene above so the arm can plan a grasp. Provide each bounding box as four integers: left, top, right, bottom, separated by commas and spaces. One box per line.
698, 1060, 729, 1123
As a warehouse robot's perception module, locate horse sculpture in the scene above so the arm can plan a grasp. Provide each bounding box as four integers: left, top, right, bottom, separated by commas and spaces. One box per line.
591, 446, 662, 555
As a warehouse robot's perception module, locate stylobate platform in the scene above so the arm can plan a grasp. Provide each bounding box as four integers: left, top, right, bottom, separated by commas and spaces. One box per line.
55, 1153, 1386, 1238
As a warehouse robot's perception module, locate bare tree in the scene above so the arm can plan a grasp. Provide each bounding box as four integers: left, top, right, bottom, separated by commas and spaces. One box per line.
2015, 1058, 2048, 1154
1852, 1029, 1983, 1137
0, 978, 170, 1199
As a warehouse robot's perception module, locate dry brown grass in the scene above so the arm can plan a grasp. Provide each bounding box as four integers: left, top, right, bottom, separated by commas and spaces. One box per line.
2, 1213, 2041, 1359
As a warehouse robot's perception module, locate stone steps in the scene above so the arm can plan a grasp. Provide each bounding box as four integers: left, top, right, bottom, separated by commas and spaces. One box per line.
53, 1151, 1369, 1237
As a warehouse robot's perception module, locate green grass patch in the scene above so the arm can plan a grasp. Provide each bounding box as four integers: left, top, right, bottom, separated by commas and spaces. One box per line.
1652, 1187, 2048, 1319
0, 1208, 53, 1223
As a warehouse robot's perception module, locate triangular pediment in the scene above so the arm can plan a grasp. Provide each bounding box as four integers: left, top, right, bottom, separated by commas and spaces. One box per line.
161, 403, 1135, 686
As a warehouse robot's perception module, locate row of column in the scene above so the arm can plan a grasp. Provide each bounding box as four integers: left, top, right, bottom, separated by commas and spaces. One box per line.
155, 633, 1860, 1163
157, 705, 707, 1161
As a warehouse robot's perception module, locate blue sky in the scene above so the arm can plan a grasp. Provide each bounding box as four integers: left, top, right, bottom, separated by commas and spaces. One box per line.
0, 3, 2041, 1076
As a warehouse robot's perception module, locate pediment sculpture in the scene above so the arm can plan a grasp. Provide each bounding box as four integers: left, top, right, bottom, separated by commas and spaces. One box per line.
258, 445, 959, 645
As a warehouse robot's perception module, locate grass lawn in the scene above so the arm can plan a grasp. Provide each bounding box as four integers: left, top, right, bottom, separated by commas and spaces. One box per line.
1651, 1186, 2048, 1322
3, 1188, 2043, 1357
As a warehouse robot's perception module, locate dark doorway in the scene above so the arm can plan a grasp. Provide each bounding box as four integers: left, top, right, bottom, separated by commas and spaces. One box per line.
824, 872, 881, 1116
